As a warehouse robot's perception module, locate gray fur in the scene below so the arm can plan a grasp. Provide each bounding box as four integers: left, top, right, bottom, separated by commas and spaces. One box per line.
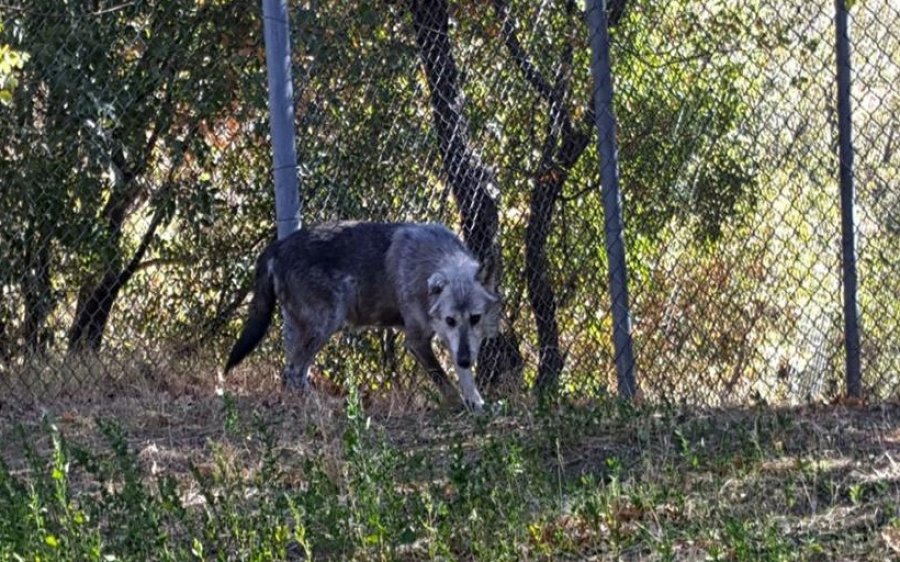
224, 220, 500, 411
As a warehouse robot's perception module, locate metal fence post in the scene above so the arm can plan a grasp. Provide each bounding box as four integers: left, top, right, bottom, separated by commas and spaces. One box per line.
834, 0, 862, 399
262, 0, 302, 371
585, 0, 637, 400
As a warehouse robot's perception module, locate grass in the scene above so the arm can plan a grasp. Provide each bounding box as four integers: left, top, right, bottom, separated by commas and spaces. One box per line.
1, 370, 899, 561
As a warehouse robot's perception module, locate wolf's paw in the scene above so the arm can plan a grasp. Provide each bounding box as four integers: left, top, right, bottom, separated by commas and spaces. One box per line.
281, 365, 310, 393
464, 398, 486, 416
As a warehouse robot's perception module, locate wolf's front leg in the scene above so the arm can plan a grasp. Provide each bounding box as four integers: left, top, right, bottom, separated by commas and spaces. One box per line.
453, 366, 485, 414
405, 334, 460, 406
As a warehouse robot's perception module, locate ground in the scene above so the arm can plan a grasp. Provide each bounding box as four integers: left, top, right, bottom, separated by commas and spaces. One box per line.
1, 366, 899, 561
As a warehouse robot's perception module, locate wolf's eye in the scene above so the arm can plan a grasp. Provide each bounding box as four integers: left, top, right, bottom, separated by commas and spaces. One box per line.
470, 314, 481, 326
445, 317, 457, 327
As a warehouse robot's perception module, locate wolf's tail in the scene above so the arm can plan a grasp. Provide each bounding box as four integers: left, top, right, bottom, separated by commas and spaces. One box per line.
224, 253, 278, 373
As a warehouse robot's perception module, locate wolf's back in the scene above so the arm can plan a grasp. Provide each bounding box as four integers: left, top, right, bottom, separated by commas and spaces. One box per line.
224, 249, 277, 372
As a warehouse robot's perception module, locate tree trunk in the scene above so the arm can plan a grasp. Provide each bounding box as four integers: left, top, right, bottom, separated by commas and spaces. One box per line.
528, 127, 591, 395
409, 0, 524, 391
67, 194, 169, 353
22, 237, 54, 355
409, 0, 498, 270
526, 172, 565, 395
67, 269, 125, 352
65, 27, 179, 353
67, 183, 135, 353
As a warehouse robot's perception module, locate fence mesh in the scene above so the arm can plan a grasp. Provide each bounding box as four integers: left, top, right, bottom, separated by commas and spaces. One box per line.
0, 0, 897, 406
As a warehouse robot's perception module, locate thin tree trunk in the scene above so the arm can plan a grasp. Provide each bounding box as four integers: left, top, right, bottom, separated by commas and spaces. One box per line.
68, 270, 123, 353
527, 125, 591, 394
526, 172, 565, 394
409, 0, 499, 272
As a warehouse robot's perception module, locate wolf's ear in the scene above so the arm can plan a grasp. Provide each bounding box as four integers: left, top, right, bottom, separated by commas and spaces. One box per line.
480, 287, 502, 337
427, 272, 447, 296
477, 284, 499, 306
427, 272, 446, 318
475, 258, 496, 291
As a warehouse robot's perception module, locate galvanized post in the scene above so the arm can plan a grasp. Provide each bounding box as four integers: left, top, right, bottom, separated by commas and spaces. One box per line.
262, 0, 302, 373
834, 0, 862, 398
585, 0, 637, 399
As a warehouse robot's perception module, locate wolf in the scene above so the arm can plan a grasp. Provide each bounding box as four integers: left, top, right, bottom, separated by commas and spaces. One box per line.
223, 221, 501, 412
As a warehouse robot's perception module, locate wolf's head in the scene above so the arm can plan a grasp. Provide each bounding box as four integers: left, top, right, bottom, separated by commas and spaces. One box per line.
426, 259, 500, 370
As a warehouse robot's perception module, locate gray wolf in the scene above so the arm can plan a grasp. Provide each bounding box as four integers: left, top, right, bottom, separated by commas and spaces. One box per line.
224, 221, 501, 412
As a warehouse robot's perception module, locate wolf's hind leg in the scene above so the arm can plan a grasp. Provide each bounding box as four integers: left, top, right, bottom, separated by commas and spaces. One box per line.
282, 327, 332, 392
281, 291, 348, 392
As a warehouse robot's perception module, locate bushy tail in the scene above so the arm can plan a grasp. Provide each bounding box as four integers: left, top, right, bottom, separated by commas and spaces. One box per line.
224, 255, 277, 373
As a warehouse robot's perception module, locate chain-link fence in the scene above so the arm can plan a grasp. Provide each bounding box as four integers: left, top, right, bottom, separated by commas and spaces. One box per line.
1, 0, 897, 407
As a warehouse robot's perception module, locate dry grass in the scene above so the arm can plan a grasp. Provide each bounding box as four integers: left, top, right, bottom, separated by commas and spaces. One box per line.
0, 354, 474, 487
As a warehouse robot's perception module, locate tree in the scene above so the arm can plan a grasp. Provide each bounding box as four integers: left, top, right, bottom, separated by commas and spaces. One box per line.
0, 1, 268, 357
491, 0, 594, 395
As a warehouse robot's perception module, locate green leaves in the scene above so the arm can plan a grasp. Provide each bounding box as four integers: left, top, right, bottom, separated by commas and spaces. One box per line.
613, 0, 763, 243
0, 22, 30, 106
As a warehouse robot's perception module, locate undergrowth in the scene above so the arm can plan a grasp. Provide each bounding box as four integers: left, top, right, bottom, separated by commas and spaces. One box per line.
1, 390, 898, 561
